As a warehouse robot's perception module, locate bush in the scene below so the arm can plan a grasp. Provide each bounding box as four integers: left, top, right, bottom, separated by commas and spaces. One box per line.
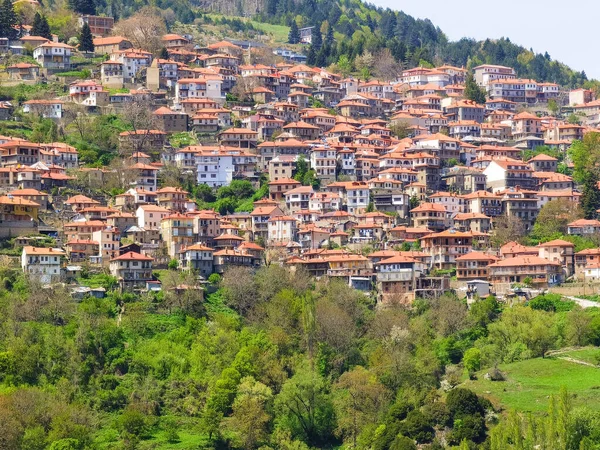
168, 259, 179, 270
463, 348, 481, 375
208, 273, 221, 285
528, 293, 574, 312
446, 388, 484, 419
389, 435, 417, 450
399, 410, 434, 443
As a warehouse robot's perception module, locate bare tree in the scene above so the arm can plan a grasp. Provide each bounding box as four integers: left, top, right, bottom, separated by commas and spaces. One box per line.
373, 48, 401, 81
491, 214, 526, 248
231, 76, 262, 102
112, 7, 167, 54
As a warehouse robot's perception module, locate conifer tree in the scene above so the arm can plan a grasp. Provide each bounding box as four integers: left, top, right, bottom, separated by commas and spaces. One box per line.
310, 24, 322, 50
464, 72, 486, 104
159, 47, 169, 60
69, 0, 96, 15
288, 20, 300, 44
0, 0, 18, 40
581, 170, 600, 219
31, 13, 52, 40
79, 22, 94, 52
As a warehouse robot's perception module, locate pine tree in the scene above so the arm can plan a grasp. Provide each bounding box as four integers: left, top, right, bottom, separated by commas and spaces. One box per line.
288, 20, 300, 44
79, 22, 94, 52
0, 0, 18, 40
464, 72, 486, 104
69, 0, 96, 15
581, 171, 600, 219
306, 45, 316, 65
325, 23, 334, 47
31, 12, 52, 40
159, 47, 169, 60
310, 24, 322, 50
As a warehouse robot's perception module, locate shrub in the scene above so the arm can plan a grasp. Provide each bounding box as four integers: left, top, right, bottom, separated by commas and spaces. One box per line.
446, 388, 484, 419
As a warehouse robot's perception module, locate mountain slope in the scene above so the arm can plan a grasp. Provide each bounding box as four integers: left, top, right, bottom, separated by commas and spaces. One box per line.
95, 0, 589, 87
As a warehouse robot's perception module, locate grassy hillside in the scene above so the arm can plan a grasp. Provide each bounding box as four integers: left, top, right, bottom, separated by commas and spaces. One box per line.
463, 349, 600, 413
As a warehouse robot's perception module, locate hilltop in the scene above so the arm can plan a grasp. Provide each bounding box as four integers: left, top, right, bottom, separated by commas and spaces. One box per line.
88, 0, 591, 88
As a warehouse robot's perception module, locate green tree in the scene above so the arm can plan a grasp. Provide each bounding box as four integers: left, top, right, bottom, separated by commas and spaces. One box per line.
462, 348, 481, 376
333, 366, 389, 447
31, 13, 52, 40
275, 367, 335, 445
228, 377, 273, 449
531, 198, 582, 241
337, 55, 352, 77
464, 72, 486, 104
569, 132, 600, 183
78, 23, 94, 52
0, 0, 18, 40
311, 24, 322, 50
288, 20, 300, 44
69, 0, 96, 15
581, 170, 600, 219
159, 47, 169, 59
547, 99, 559, 116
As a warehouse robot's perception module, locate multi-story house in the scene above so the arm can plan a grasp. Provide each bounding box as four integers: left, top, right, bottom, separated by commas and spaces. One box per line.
180, 243, 214, 277
538, 239, 575, 277
109, 251, 154, 289
79, 15, 114, 36
137, 204, 170, 229
94, 36, 133, 55
568, 219, 600, 236
511, 111, 543, 139
327, 181, 370, 215
161, 213, 195, 258
420, 230, 479, 270
473, 64, 516, 87
483, 159, 536, 192
284, 186, 313, 213
487, 256, 563, 287
21, 246, 64, 283
22, 100, 63, 119
268, 177, 302, 202
152, 107, 188, 133
175, 77, 224, 105
33, 42, 73, 70
453, 212, 492, 233
445, 100, 485, 123
456, 252, 498, 281
218, 128, 258, 148
66, 240, 99, 263
92, 227, 121, 264
250, 203, 284, 242
310, 147, 337, 183
374, 255, 418, 304
500, 187, 540, 231
268, 215, 298, 243
410, 202, 449, 232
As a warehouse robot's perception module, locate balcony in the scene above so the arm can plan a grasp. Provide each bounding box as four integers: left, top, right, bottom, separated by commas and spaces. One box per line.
377, 271, 414, 282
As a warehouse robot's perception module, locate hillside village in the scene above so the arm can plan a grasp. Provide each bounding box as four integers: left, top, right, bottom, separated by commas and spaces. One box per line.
2, 6, 600, 304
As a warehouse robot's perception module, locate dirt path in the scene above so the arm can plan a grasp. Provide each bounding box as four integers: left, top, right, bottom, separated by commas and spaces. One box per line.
564, 296, 600, 309
556, 356, 598, 368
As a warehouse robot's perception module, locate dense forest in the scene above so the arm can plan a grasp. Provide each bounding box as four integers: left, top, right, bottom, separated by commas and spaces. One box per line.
1, 262, 600, 449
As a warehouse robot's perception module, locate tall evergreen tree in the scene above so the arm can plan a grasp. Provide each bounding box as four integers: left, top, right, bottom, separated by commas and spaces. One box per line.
288, 20, 300, 44
310, 24, 322, 51
159, 47, 169, 60
325, 23, 334, 47
306, 45, 316, 66
79, 22, 94, 52
464, 72, 486, 104
31, 13, 52, 40
0, 0, 18, 40
69, 0, 96, 15
581, 171, 600, 219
